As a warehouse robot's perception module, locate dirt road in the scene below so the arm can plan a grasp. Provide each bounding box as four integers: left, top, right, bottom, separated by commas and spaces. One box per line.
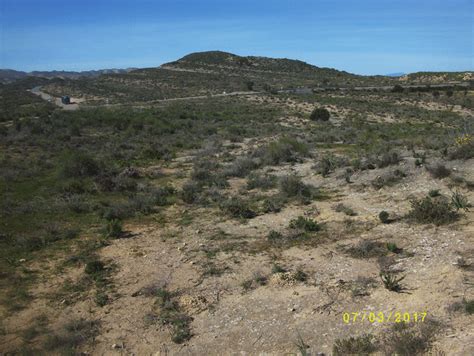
30, 86, 81, 110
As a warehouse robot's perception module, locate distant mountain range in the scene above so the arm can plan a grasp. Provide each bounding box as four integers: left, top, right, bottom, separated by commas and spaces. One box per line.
0, 68, 137, 84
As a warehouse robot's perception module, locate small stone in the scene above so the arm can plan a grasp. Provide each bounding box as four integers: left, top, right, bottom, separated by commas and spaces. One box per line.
19, 258, 26, 263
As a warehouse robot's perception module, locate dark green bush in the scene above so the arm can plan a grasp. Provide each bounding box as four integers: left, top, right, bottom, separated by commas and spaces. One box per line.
279, 175, 318, 203
219, 197, 256, 219
60, 152, 100, 178
407, 196, 458, 225
289, 216, 320, 232
310, 107, 330, 121
379, 211, 390, 224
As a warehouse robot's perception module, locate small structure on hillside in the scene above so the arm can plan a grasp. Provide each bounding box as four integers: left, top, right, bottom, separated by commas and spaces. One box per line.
61, 96, 71, 105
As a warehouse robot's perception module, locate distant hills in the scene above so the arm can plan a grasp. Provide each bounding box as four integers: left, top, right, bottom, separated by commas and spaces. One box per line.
0, 68, 136, 84
1, 51, 471, 104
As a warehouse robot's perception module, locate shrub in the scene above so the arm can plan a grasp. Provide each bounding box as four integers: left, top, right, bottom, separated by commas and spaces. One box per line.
386, 242, 401, 253
262, 196, 285, 213
246, 173, 277, 190
293, 269, 308, 282
104, 219, 123, 238
371, 169, 406, 189
289, 216, 320, 232
377, 151, 401, 168
85, 260, 105, 276
407, 195, 458, 225
60, 152, 100, 178
428, 189, 441, 197
333, 334, 377, 356
255, 137, 309, 165
334, 203, 356, 216
219, 197, 256, 219
279, 175, 318, 203
225, 157, 259, 178
346, 241, 386, 259
191, 160, 220, 182
381, 321, 440, 356
380, 272, 405, 292
451, 190, 470, 211
310, 107, 330, 121
449, 140, 474, 160
379, 211, 390, 224
426, 163, 451, 179
180, 182, 201, 204
333, 203, 356, 216
271, 264, 287, 273
314, 156, 336, 177
391, 84, 404, 93
268, 230, 284, 242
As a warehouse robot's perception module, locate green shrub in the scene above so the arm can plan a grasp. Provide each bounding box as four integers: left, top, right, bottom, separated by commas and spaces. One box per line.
262, 195, 285, 213
289, 216, 320, 232
219, 197, 256, 219
377, 151, 401, 168
256, 137, 309, 165
451, 190, 470, 211
407, 195, 458, 225
346, 241, 386, 259
333, 203, 356, 216
449, 141, 474, 160
386, 242, 401, 253
180, 182, 201, 204
225, 157, 260, 178
310, 107, 330, 121
465, 300, 474, 314
379, 211, 390, 224
267, 230, 284, 241
381, 321, 440, 356
246, 172, 276, 190
271, 264, 287, 273
279, 175, 318, 203
293, 269, 308, 282
105, 219, 123, 238
380, 272, 405, 292
371, 169, 406, 189
85, 260, 105, 276
60, 152, 100, 178
333, 334, 377, 356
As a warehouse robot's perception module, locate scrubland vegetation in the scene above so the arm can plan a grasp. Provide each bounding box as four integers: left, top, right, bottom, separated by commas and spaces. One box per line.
0, 54, 473, 354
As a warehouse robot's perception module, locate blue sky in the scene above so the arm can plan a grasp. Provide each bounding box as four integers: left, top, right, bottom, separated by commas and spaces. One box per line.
1, 0, 472, 74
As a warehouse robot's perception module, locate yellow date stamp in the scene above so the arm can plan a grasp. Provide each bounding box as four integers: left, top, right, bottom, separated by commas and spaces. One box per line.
342, 311, 427, 324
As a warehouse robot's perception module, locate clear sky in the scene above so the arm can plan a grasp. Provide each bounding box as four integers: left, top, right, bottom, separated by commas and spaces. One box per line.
1, 0, 472, 74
